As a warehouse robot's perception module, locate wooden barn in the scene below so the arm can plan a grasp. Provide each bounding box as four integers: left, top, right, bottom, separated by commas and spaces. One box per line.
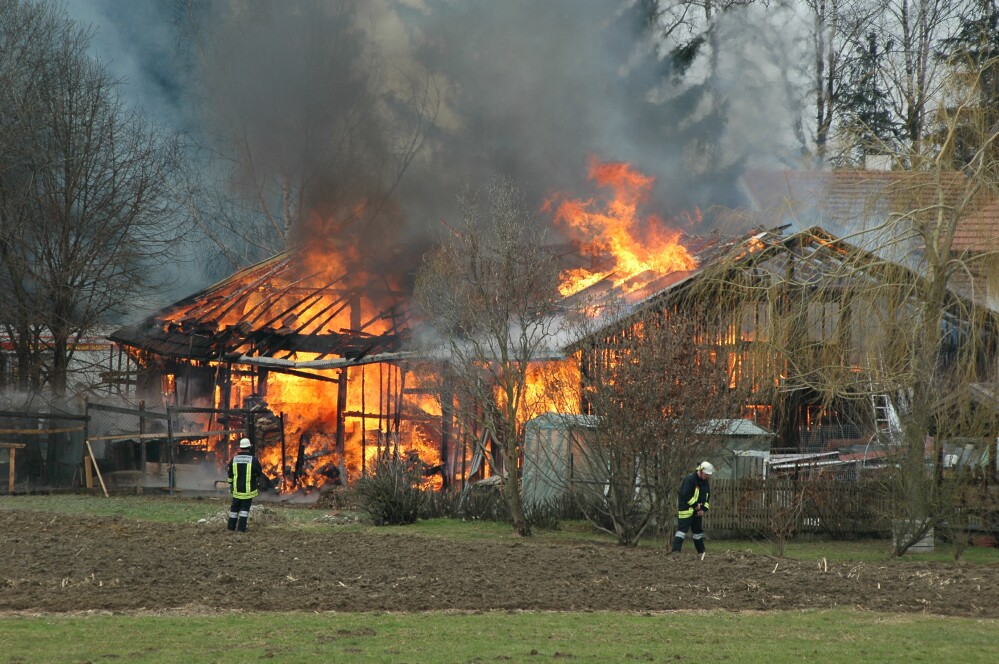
106, 244, 449, 491
565, 224, 999, 456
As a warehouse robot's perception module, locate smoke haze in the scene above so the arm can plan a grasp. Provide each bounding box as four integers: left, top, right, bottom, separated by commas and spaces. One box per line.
66, 0, 809, 298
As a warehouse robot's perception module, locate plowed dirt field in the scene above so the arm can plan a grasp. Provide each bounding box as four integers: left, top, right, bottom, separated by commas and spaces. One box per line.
2, 509, 998, 616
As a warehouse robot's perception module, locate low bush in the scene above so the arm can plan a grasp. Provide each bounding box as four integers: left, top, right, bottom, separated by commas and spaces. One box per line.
524, 495, 569, 530
420, 487, 462, 519
353, 457, 424, 525
455, 482, 510, 522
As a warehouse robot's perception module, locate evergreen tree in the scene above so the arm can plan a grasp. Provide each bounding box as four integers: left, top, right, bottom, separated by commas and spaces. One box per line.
838, 32, 902, 166
936, 0, 999, 164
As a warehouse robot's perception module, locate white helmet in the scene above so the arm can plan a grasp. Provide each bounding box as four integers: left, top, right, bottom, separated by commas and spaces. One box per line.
239, 437, 252, 449
697, 461, 715, 476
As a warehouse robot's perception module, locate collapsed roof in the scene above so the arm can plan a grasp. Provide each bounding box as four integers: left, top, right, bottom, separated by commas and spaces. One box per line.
110, 247, 410, 365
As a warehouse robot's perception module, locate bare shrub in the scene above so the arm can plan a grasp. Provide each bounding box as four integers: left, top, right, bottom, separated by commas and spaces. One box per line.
758, 478, 807, 558
354, 457, 424, 525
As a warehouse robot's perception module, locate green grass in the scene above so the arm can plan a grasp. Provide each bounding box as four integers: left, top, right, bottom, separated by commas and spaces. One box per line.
0, 609, 994, 663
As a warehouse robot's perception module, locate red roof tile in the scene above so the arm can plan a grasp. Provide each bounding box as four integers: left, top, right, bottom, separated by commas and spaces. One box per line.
741, 168, 999, 252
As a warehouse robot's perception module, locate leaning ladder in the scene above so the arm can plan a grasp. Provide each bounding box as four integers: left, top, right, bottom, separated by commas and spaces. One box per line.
870, 391, 903, 441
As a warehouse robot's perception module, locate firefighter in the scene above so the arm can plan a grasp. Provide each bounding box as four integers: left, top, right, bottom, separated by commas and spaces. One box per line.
226, 437, 262, 532
672, 461, 714, 555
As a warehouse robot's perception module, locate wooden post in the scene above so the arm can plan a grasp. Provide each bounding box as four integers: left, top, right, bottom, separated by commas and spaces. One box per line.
361, 367, 368, 477
440, 377, 453, 490
166, 406, 174, 496
0, 444, 25, 493
7, 447, 15, 493
335, 367, 348, 480
279, 412, 286, 492
84, 456, 94, 489
139, 400, 146, 485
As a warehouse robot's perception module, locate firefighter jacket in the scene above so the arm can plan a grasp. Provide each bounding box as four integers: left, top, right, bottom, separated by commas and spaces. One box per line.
227, 453, 263, 499
677, 470, 710, 519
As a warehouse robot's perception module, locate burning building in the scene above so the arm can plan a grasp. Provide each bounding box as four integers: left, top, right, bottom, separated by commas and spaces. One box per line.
108, 242, 450, 492
105, 157, 715, 494
567, 224, 999, 461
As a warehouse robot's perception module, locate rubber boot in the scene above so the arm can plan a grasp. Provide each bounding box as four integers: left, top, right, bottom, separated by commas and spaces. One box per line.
672, 536, 684, 553
236, 516, 248, 532
226, 513, 237, 531
694, 538, 705, 555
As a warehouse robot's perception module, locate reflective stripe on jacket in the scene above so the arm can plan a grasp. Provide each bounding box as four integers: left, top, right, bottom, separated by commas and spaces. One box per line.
228, 453, 261, 499
677, 470, 710, 519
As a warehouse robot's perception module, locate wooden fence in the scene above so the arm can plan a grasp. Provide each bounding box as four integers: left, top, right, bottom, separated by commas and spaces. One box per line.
705, 478, 898, 536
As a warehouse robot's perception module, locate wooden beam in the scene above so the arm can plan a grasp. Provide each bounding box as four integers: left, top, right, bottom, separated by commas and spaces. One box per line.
85, 440, 109, 497
0, 426, 86, 435
261, 366, 340, 384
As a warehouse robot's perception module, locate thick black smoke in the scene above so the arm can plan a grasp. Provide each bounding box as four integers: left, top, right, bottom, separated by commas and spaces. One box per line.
71, 0, 806, 298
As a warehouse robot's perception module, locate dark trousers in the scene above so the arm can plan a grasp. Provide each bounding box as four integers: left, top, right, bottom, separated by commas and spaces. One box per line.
227, 496, 253, 531
672, 514, 705, 553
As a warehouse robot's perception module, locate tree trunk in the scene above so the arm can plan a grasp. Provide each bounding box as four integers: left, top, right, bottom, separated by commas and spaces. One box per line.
504, 434, 531, 537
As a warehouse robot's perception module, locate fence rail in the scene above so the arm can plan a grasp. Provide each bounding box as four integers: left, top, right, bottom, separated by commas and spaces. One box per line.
0, 402, 260, 495
704, 477, 995, 537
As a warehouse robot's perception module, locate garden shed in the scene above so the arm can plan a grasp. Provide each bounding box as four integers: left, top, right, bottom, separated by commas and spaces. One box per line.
522, 413, 602, 508
697, 418, 775, 479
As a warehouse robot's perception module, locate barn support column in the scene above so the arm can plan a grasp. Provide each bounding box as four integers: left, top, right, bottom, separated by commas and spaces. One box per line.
219, 363, 232, 411
335, 366, 348, 481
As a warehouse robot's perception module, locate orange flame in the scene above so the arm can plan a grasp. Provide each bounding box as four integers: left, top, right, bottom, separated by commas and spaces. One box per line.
548, 157, 699, 296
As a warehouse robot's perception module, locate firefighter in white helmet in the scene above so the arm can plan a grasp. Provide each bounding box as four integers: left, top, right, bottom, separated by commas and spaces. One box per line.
226, 437, 262, 532
672, 461, 714, 555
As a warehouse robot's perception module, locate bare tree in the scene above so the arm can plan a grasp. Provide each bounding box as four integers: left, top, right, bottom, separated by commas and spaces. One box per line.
413, 179, 569, 537
794, 0, 882, 163
873, 0, 961, 157
556, 304, 750, 546
0, 0, 183, 397
772, 59, 999, 555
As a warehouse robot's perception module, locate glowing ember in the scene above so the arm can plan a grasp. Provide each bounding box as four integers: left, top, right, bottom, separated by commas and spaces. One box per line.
547, 157, 699, 297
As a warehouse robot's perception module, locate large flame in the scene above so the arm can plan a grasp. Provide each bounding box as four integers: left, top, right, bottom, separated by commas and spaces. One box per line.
547, 157, 699, 297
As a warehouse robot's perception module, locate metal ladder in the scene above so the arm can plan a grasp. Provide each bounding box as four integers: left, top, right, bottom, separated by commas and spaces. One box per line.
871, 393, 893, 431
870, 391, 903, 443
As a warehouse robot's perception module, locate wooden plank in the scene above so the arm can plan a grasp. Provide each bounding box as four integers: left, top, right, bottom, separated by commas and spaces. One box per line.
85, 440, 109, 498
86, 403, 170, 420
1, 443, 26, 492
0, 410, 87, 421
86, 428, 244, 442
170, 405, 248, 415
0, 426, 86, 435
